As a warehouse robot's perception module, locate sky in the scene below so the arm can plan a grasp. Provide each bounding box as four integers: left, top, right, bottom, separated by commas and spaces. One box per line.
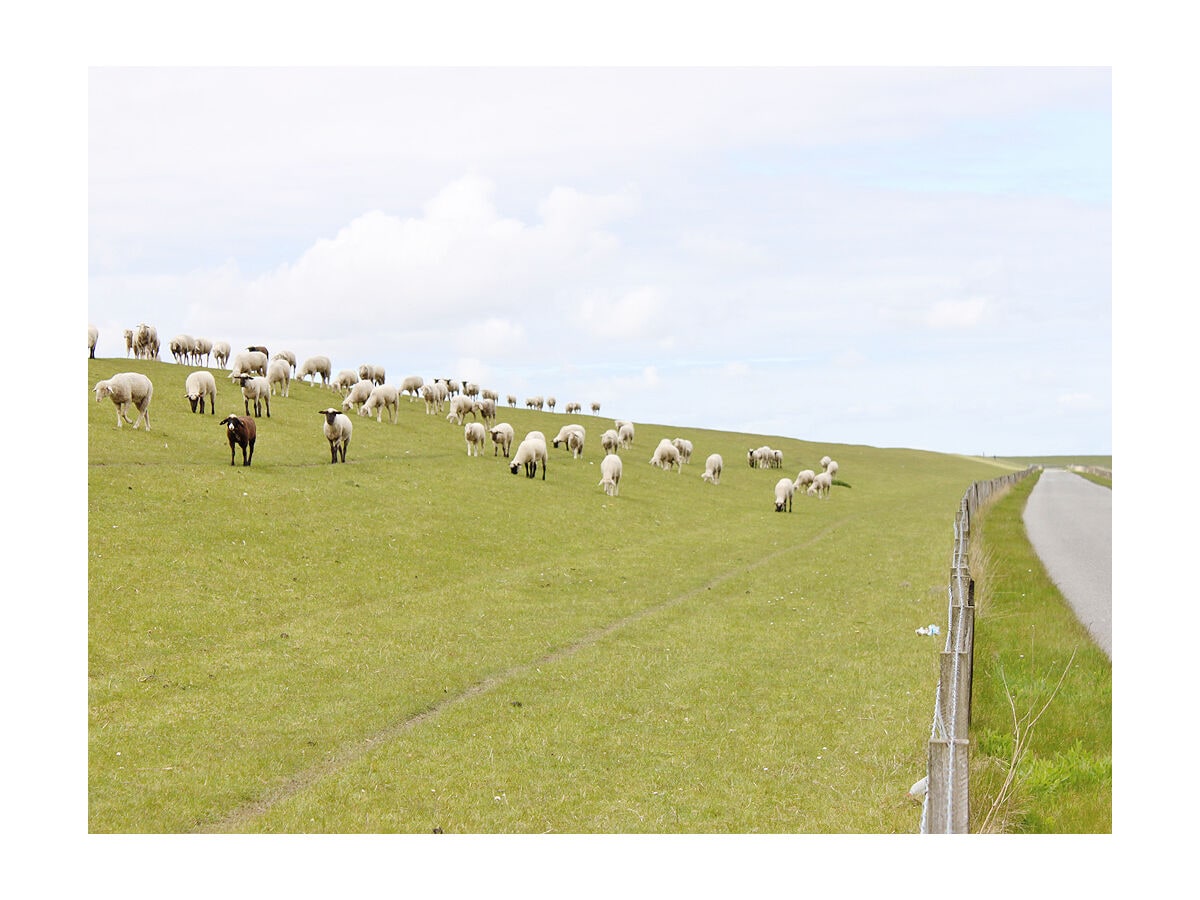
87, 65, 1111, 456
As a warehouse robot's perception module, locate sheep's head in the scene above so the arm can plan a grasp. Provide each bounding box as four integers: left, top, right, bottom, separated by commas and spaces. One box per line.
318, 408, 341, 425
94, 381, 110, 401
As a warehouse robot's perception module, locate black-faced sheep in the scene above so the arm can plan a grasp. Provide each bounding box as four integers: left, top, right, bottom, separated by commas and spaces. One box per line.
509, 436, 548, 479
701, 453, 723, 484
599, 453, 623, 497
489, 422, 515, 457
233, 373, 271, 418
184, 370, 217, 415
219, 414, 256, 466
774, 477, 795, 512
94, 372, 154, 430
319, 408, 353, 463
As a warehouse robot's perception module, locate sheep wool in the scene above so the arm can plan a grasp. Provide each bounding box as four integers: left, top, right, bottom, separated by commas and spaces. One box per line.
599, 453, 623, 496
701, 453, 723, 484
219, 414, 256, 466
319, 408, 353, 463
774, 477, 795, 512
94, 372, 154, 430
184, 370, 218, 415
509, 437, 548, 480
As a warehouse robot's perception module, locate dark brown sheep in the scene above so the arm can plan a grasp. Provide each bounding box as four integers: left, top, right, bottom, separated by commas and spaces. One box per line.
219, 415, 256, 466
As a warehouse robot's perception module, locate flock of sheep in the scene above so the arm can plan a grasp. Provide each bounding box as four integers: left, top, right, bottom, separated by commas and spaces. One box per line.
90, 323, 841, 509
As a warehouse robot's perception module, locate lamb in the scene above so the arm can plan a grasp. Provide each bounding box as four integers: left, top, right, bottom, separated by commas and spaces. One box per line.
552, 424, 586, 458
219, 414, 256, 466
332, 369, 360, 395
617, 421, 635, 449
229, 350, 268, 378
267, 358, 292, 398
184, 370, 218, 414
672, 438, 694, 464
598, 453, 623, 496
400, 374, 425, 401
341, 379, 375, 413
509, 435, 548, 479
774, 477, 795, 512
318, 408, 353, 463
94, 372, 153, 430
489, 422, 515, 457
359, 364, 386, 385
298, 355, 332, 386
794, 469, 817, 492
701, 453, 723, 484
212, 341, 231, 368
464, 421, 487, 456
649, 438, 682, 473
88, 324, 98, 359
360, 383, 400, 423
808, 471, 833, 499
233, 373, 271, 418
600, 429, 620, 455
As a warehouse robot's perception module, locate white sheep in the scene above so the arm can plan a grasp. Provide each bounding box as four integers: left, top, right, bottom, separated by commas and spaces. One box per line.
617, 421, 635, 449
123, 329, 134, 358
506, 394, 517, 407
229, 350, 268, 378
360, 383, 401, 423
184, 370, 217, 415
193, 337, 214, 366
820, 455, 832, 469
400, 374, 425, 401
701, 453, 723, 484
600, 429, 620, 455
774, 477, 795, 512
318, 407, 353, 463
88, 324, 98, 359
133, 323, 159, 360
771, 449, 784, 469
332, 369, 360, 395
672, 438, 694, 464
272, 350, 296, 372
267, 358, 292, 398
477, 397, 497, 426
794, 469, 817, 492
94, 372, 153, 430
649, 438, 682, 473
591, 402, 601, 414
489, 422, 515, 457
748, 446, 772, 469
212, 341, 231, 368
359, 364, 386, 385
808, 471, 832, 499
509, 436, 548, 479
234, 373, 271, 418
481, 388, 499, 403
342, 379, 375, 413
824, 459, 839, 479
464, 421, 487, 456
446, 394, 476, 425
422, 381, 448, 414
298, 355, 332, 386
524, 430, 545, 443
552, 424, 586, 458
546, 396, 556, 412
169, 334, 197, 365
598, 453, 623, 496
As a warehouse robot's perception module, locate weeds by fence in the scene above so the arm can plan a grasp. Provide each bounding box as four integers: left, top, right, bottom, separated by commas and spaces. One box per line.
919, 467, 1037, 834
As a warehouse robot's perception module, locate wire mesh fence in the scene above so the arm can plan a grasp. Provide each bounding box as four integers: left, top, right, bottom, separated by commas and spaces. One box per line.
919, 467, 1037, 833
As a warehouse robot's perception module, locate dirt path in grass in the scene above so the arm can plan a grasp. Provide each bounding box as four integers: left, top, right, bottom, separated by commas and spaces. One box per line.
1022, 468, 1112, 659
194, 518, 847, 833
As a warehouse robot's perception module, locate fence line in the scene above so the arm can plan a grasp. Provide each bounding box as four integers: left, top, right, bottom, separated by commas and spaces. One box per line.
919, 467, 1037, 833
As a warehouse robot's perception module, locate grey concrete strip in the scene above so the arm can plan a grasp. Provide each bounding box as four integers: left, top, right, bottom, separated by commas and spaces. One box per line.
1021, 468, 1112, 659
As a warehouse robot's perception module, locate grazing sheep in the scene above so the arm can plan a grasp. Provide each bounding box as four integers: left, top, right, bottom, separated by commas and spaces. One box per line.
701, 453, 723, 484
229, 350, 268, 378
212, 341, 231, 368
400, 374, 425, 401
94, 372, 154, 430
332, 369, 360, 395
489, 422, 515, 457
824, 459, 839, 479
794, 469, 817, 492
88, 324, 98, 359
600, 429, 620, 455
193, 337, 213, 366
267, 358, 292, 398
342, 379, 375, 413
360, 383, 400, 423
184, 370, 217, 414
598, 453, 623, 497
591, 402, 601, 414
358, 364, 386, 385
617, 422, 635, 449
219, 414, 256, 466
272, 350, 296, 372
319, 408, 353, 463
672, 438, 694, 464
509, 436, 548, 479
464, 421, 486, 456
649, 438, 682, 473
524, 430, 545, 443
552, 424, 586, 458
169, 334, 197, 365
808, 471, 833, 499
774, 477, 795, 512
233, 373, 271, 418
298, 355, 332, 386
446, 394, 476, 425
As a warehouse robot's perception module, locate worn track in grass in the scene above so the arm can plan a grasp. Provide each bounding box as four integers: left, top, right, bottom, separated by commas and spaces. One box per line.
195, 518, 845, 833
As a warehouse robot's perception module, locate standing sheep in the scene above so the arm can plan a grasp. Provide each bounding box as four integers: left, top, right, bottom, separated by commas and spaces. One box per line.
672, 438, 694, 464
446, 395, 477, 425
464, 421, 487, 456
400, 375, 425, 401
272, 350, 296, 373
94, 372, 154, 430
701, 453, 723, 484
212, 341, 231, 368
774, 477, 795, 512
359, 364, 386, 385
489, 422, 515, 457
591, 402, 601, 414
123, 329, 134, 358
184, 370, 218, 414
598, 453, 623, 497
318, 408, 353, 463
808, 471, 833, 499
169, 334, 197, 365
649, 438, 682, 472
360, 383, 400, 423
794, 470, 817, 492
824, 459, 839, 479
233, 373, 271, 418
88, 324, 98, 359
193, 337, 214, 366
332, 369, 360, 395
552, 424, 586, 458
298, 355, 333, 387
617, 421, 635, 449
229, 350, 268, 378
509, 436, 548, 479
267, 358, 292, 398
600, 429, 620, 455
219, 415, 256, 466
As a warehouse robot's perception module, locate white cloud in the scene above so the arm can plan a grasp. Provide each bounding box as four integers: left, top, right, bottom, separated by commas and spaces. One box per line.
925, 297, 988, 329
576, 287, 666, 341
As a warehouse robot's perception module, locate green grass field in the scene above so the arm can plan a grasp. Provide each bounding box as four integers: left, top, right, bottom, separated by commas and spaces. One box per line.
89, 356, 1035, 833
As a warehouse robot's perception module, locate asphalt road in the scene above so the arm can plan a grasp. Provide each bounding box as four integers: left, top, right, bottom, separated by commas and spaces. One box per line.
1021, 468, 1112, 659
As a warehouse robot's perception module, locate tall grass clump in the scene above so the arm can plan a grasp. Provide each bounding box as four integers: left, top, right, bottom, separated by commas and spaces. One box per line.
967, 473, 1112, 833
90, 357, 1021, 833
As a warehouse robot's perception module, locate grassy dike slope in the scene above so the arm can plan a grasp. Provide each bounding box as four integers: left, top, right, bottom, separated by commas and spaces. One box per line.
88, 357, 1016, 833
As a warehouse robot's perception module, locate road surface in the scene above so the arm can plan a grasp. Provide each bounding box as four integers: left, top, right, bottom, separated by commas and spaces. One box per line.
1021, 468, 1112, 659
